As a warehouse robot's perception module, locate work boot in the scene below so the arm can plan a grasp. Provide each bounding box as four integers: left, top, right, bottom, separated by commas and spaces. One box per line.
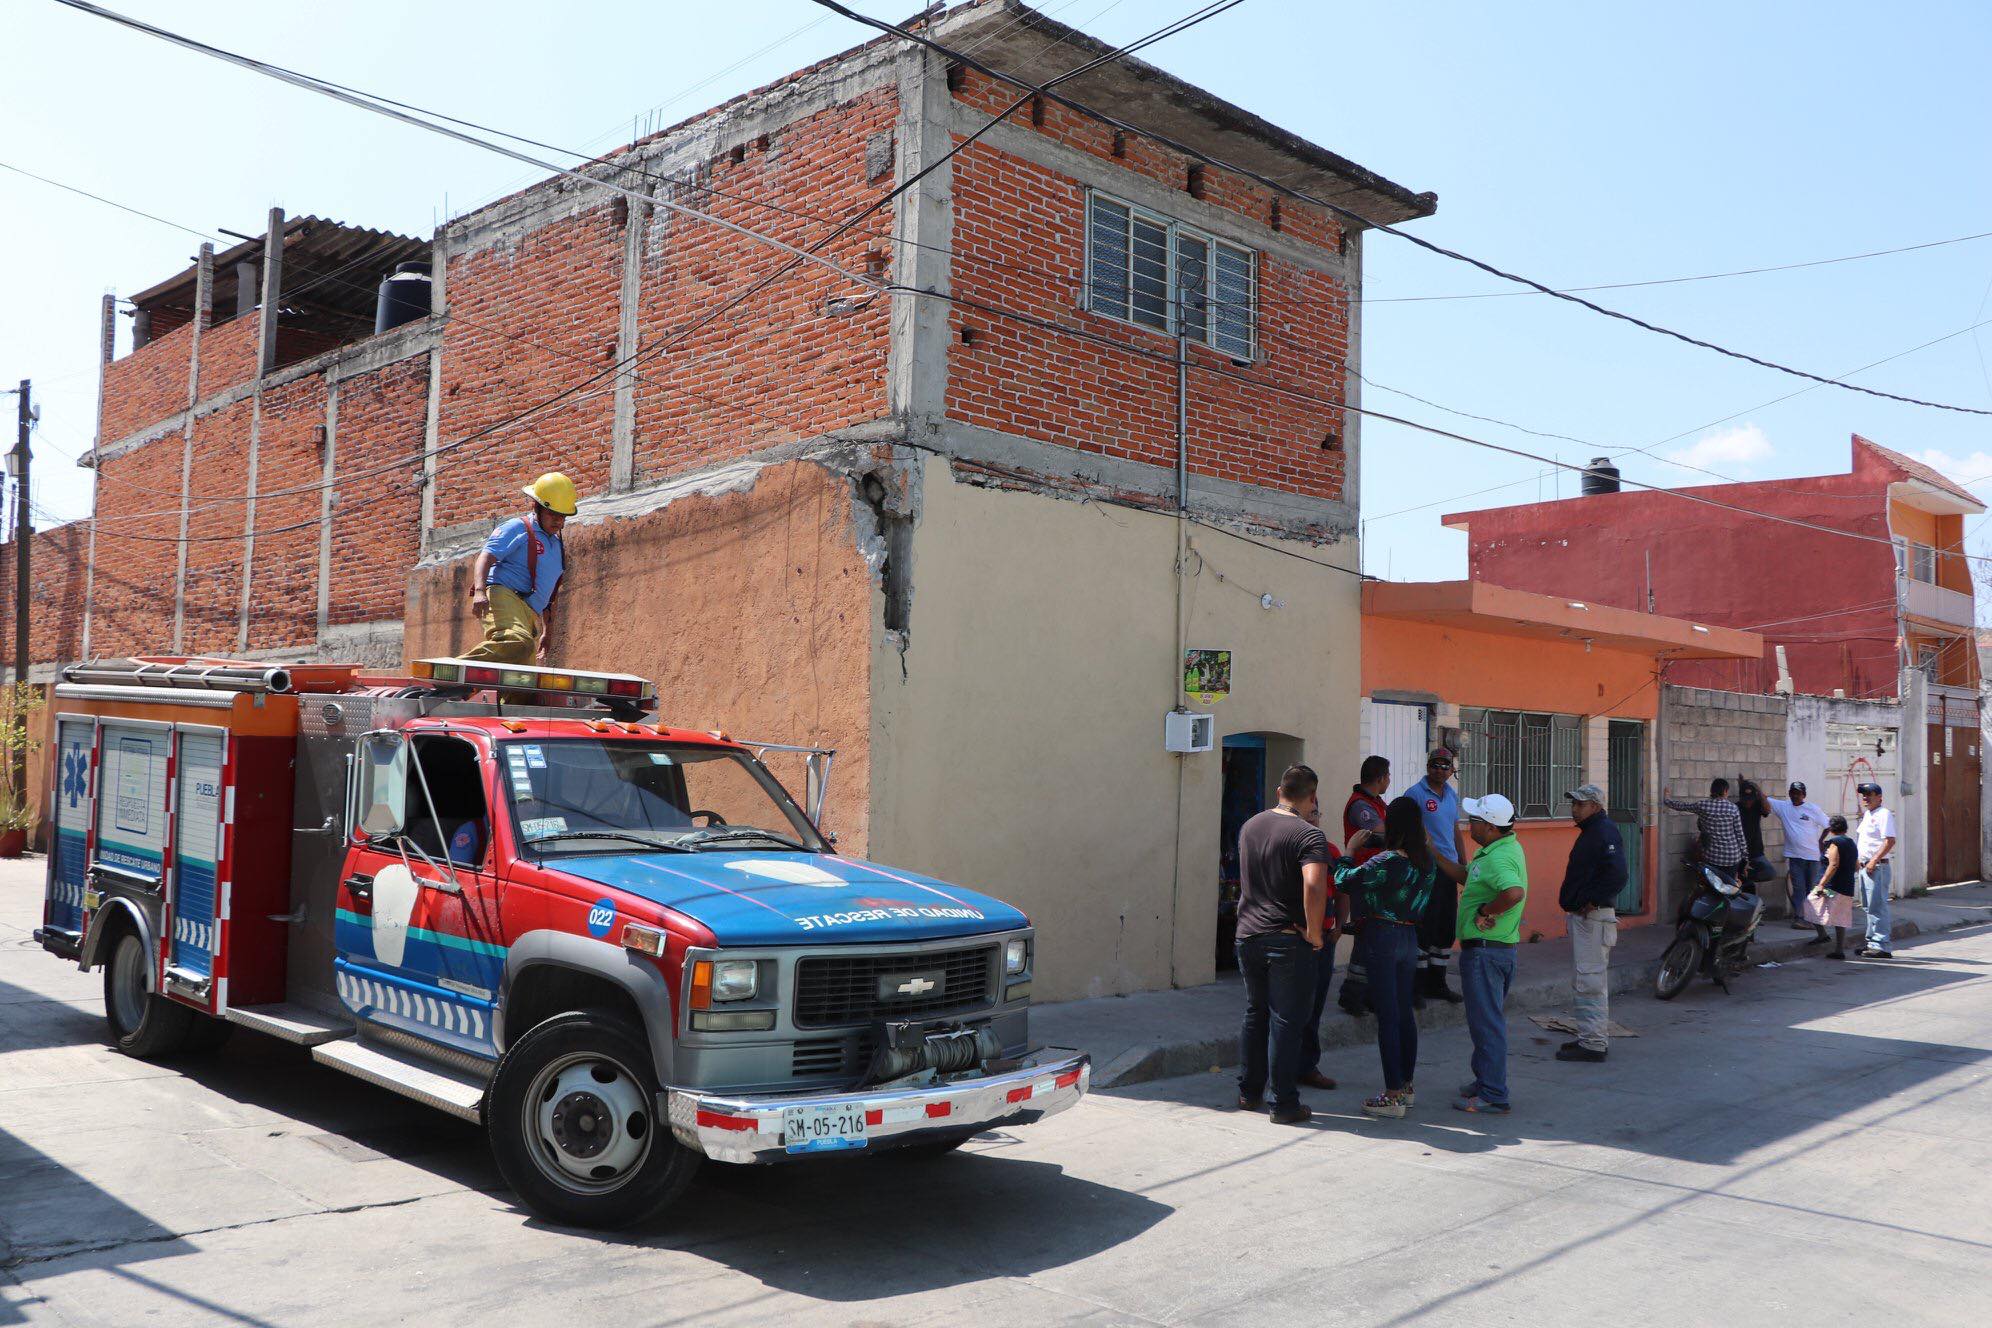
1269, 1102, 1312, 1126
1556, 1043, 1607, 1063
1424, 967, 1464, 1004
1297, 1070, 1337, 1091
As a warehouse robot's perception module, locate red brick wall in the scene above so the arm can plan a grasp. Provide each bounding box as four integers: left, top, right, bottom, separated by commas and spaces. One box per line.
329, 358, 429, 625
98, 324, 192, 445
0, 521, 88, 666
629, 87, 894, 487
244, 376, 326, 651
181, 398, 254, 656
197, 316, 262, 402
946, 71, 1350, 501
85, 436, 185, 658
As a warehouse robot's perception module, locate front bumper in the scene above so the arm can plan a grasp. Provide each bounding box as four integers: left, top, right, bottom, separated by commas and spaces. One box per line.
665, 1047, 1090, 1164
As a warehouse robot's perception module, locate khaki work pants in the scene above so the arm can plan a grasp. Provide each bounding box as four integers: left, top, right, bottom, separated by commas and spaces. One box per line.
462, 585, 541, 666
1568, 908, 1618, 1052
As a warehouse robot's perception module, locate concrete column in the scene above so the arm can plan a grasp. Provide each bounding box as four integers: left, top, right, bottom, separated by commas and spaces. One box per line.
82, 293, 115, 659
610, 176, 652, 492
418, 348, 442, 545
173, 243, 212, 653
885, 45, 954, 443
235, 394, 262, 653
256, 207, 285, 378
1343, 227, 1362, 510
314, 382, 339, 644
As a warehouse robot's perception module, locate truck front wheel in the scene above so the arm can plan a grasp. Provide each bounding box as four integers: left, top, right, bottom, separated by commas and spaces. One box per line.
103, 930, 194, 1059
486, 1010, 699, 1230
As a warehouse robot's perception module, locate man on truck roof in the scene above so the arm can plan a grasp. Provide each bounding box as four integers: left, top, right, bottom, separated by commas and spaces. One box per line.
467, 472, 574, 667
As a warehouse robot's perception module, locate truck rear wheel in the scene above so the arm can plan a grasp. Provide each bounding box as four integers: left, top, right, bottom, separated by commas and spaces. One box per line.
487, 1010, 698, 1230
104, 930, 195, 1059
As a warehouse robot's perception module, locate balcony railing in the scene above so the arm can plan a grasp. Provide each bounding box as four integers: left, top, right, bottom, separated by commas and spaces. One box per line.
1901, 577, 1976, 628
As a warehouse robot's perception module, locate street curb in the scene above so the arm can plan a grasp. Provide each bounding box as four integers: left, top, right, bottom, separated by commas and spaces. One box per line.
1093, 912, 1985, 1090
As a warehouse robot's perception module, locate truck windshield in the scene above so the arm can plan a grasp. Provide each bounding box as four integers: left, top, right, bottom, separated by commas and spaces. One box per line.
502, 740, 824, 856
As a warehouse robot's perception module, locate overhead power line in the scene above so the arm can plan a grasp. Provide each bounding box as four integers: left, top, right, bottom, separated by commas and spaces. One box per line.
806, 0, 1992, 417
53, 0, 1243, 543
1363, 227, 1992, 304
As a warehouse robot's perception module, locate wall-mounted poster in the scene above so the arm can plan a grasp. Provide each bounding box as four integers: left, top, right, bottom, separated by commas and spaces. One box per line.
1184, 649, 1231, 704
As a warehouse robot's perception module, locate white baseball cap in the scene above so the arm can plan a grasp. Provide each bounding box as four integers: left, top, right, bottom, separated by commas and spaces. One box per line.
1462, 793, 1516, 827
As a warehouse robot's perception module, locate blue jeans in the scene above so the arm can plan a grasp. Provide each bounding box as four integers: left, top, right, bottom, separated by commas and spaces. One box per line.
1237, 932, 1315, 1109
1786, 857, 1822, 920
1859, 863, 1893, 949
1359, 924, 1420, 1092
1300, 937, 1338, 1074
1460, 944, 1516, 1107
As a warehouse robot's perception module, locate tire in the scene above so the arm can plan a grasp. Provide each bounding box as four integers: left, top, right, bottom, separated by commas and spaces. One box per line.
1653, 935, 1703, 1002
103, 930, 196, 1058
486, 1010, 699, 1230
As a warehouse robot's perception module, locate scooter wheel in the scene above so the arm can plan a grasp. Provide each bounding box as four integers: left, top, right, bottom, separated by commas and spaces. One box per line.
1654, 935, 1702, 1001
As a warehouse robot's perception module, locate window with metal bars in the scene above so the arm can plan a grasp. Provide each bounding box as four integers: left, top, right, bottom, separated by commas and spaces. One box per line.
1085, 192, 1256, 358
1458, 708, 1585, 819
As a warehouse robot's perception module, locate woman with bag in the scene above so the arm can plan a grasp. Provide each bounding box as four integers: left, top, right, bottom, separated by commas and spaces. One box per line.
1335, 796, 1439, 1119
1806, 815, 1859, 959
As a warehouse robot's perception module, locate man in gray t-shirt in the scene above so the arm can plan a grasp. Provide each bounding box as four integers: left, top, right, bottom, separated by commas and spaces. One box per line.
1235, 764, 1333, 1125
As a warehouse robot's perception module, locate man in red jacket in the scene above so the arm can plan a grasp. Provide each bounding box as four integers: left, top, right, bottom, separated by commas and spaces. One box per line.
1336, 755, 1392, 1017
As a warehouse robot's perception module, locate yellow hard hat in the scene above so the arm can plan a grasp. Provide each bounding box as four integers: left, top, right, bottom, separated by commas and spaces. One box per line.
522, 471, 579, 516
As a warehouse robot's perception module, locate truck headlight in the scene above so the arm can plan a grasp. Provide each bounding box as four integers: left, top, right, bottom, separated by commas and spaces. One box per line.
1005, 938, 1030, 976
710, 959, 758, 1002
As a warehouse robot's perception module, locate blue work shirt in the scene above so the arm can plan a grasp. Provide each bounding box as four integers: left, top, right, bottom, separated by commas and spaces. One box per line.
1410, 775, 1462, 864
483, 515, 564, 614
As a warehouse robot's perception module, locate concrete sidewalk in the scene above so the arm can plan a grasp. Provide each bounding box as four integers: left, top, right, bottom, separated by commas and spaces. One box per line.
1037, 880, 1992, 1087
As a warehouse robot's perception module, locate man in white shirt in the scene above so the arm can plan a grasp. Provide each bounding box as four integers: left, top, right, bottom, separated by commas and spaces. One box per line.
1853, 782, 1898, 959
1765, 781, 1832, 932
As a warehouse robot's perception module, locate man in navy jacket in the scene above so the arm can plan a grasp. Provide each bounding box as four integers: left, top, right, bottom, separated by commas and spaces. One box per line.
1558, 784, 1627, 1063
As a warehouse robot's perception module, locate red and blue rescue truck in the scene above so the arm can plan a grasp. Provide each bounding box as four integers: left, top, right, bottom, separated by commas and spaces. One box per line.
34, 656, 1087, 1228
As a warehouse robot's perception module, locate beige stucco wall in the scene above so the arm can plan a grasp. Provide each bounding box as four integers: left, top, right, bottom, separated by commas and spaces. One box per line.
869, 455, 1362, 1002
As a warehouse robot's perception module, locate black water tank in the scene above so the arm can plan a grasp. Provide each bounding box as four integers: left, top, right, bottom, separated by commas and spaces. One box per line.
374, 261, 432, 334
1581, 456, 1621, 496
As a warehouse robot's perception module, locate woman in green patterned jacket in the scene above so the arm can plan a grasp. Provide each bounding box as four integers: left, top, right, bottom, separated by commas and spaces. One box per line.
1336, 795, 1439, 1118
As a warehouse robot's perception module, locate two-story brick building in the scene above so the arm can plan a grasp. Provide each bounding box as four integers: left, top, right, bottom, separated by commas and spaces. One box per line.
28, 2, 1435, 998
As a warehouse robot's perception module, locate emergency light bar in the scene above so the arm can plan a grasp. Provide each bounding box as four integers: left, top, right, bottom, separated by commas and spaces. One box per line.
409, 658, 656, 708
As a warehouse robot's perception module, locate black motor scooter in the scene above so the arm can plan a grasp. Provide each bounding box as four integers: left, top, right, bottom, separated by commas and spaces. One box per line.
1654, 855, 1766, 999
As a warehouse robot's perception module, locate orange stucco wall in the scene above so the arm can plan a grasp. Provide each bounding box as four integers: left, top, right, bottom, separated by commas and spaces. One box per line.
1364, 615, 1663, 940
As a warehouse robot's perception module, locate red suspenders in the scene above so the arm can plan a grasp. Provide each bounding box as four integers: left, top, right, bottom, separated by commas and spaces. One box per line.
522, 517, 563, 620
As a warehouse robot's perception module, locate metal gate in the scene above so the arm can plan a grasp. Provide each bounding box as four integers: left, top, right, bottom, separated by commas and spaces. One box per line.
1368, 700, 1430, 797
1607, 720, 1645, 914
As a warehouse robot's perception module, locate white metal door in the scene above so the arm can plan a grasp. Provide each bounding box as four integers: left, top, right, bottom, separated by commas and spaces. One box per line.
1367, 700, 1431, 799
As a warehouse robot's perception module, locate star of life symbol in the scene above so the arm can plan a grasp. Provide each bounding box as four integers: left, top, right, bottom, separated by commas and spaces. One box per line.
61, 746, 88, 809
895, 976, 936, 996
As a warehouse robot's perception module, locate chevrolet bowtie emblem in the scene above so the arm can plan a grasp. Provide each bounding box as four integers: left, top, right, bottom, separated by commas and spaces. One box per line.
896, 976, 936, 996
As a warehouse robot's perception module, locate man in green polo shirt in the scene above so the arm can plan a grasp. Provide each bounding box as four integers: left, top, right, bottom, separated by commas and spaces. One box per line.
1454, 793, 1527, 1115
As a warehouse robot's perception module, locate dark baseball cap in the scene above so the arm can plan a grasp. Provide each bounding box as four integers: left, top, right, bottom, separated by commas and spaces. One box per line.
1788, 781, 1806, 794
1856, 781, 1883, 796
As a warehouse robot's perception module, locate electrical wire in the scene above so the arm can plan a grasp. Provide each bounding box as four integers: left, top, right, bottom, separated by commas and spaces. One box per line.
60, 0, 1247, 543
806, 0, 1992, 418
1362, 228, 1992, 304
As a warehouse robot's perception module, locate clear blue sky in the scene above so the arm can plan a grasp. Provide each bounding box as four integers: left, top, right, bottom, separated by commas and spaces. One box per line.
5, 0, 1990, 596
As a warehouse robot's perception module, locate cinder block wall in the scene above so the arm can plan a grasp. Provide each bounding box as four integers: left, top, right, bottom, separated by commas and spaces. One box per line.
1660, 685, 1791, 915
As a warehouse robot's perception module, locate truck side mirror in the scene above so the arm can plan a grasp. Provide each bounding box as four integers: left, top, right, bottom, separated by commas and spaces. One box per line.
356, 731, 410, 839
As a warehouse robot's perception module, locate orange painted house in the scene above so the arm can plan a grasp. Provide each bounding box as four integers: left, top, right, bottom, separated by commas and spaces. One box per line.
1360, 581, 1761, 942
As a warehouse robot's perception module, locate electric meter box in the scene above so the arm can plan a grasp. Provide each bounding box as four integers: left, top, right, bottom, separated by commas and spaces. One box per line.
1164, 711, 1214, 754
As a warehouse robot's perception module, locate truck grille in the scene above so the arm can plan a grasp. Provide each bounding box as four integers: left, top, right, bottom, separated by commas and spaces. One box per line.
794, 945, 997, 1028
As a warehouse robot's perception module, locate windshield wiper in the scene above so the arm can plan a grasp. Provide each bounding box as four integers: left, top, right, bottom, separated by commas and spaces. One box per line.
526, 830, 696, 854
675, 827, 807, 852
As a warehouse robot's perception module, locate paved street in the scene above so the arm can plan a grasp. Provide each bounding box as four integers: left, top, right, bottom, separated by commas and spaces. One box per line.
5, 858, 1991, 1327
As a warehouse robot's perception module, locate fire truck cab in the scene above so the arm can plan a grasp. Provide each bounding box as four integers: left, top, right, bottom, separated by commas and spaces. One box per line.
35, 656, 1087, 1229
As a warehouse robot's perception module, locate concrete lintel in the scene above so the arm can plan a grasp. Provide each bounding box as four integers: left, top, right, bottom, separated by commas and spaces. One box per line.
935, 419, 1358, 543
417, 419, 904, 566
446, 45, 899, 258
317, 619, 405, 669
954, 108, 1353, 282
93, 324, 440, 465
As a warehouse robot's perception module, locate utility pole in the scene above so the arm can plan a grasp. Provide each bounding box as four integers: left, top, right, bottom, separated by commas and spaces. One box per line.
6, 378, 29, 805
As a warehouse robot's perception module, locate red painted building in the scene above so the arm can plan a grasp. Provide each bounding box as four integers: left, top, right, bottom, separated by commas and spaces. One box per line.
1443, 435, 1984, 700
